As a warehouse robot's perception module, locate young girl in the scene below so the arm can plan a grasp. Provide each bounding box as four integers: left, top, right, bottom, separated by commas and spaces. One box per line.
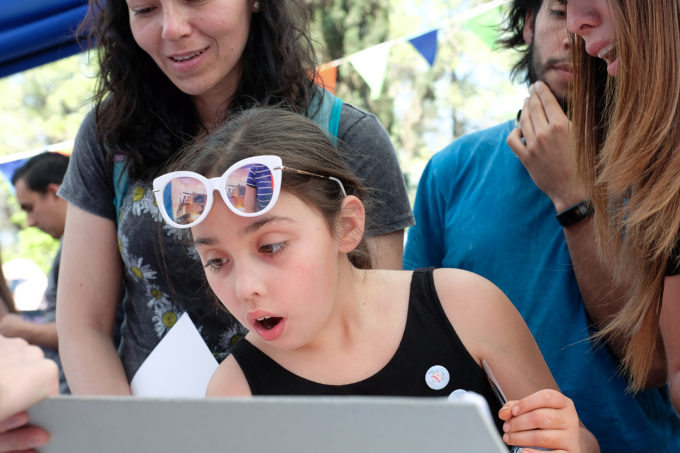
155, 107, 599, 453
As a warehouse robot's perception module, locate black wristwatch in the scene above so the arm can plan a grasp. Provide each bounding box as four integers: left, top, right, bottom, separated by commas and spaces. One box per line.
556, 200, 594, 227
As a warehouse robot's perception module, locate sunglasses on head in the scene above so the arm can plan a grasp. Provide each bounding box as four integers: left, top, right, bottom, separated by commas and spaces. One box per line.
153, 155, 347, 229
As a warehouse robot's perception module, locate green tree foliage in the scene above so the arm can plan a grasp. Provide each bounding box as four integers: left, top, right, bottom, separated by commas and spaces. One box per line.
307, 0, 524, 197
0, 53, 96, 156
306, 0, 395, 131
0, 53, 95, 274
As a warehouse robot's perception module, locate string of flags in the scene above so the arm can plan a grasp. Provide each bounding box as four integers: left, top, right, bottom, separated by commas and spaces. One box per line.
0, 0, 507, 183
0, 140, 73, 191
316, 0, 506, 98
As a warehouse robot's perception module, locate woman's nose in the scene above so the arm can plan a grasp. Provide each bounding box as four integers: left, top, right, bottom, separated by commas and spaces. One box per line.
566, 3, 601, 36
161, 4, 192, 40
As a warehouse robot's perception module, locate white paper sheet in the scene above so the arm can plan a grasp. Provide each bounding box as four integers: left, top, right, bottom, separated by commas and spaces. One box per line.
130, 312, 218, 397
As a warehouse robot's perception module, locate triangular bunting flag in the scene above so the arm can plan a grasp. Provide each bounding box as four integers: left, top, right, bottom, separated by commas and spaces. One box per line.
0, 146, 72, 189
348, 43, 391, 99
315, 63, 338, 94
0, 158, 27, 189
463, 6, 502, 50
408, 29, 439, 66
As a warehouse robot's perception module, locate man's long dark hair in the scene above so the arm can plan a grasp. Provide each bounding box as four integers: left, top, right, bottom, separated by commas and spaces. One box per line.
80, 0, 319, 179
497, 0, 543, 84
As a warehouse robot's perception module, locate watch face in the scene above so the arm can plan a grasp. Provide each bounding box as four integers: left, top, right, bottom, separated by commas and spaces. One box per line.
557, 200, 594, 227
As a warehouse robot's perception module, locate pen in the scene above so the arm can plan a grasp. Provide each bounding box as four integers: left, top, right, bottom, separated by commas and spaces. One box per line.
482, 360, 522, 453
514, 109, 526, 146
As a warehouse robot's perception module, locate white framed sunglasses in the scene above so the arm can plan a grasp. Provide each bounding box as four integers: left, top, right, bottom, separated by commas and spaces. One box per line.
153, 155, 347, 229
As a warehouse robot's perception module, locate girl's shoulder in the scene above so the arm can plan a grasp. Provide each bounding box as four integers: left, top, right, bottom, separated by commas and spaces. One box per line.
367, 268, 505, 305
430, 268, 528, 361
432, 268, 508, 307
206, 354, 252, 397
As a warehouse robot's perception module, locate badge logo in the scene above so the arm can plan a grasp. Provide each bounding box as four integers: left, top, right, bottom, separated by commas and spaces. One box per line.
425, 365, 450, 390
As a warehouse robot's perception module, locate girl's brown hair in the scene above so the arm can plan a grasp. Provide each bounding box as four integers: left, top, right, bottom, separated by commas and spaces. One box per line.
571, 0, 680, 390
169, 106, 373, 270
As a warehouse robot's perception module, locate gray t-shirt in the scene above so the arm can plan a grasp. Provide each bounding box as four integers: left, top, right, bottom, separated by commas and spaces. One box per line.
59, 104, 414, 380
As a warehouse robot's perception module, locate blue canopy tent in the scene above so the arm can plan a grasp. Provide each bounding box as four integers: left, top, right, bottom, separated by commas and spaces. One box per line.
0, 0, 89, 78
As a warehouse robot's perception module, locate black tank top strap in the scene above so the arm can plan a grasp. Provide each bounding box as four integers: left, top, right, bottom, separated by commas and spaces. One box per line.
410, 267, 485, 376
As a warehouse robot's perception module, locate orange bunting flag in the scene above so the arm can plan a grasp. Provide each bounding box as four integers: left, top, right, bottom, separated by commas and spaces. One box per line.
315, 64, 338, 94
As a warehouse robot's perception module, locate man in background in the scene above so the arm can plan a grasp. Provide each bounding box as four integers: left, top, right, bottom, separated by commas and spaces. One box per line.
2, 152, 69, 393
403, 0, 680, 451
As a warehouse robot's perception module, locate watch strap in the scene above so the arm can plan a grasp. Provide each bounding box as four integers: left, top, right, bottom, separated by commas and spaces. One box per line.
556, 200, 594, 227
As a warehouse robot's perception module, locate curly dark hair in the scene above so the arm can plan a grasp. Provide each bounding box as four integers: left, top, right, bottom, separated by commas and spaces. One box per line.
497, 0, 543, 84
80, 0, 320, 180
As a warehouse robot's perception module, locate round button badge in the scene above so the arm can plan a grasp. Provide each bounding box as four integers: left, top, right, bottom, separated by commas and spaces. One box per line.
425, 365, 450, 390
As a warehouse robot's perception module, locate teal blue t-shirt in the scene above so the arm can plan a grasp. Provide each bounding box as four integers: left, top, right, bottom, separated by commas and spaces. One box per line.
404, 120, 680, 453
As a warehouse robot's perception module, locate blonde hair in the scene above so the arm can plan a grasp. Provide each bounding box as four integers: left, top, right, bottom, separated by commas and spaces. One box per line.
571, 0, 680, 390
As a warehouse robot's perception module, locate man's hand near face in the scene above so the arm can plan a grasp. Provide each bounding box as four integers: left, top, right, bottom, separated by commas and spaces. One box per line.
506, 80, 585, 212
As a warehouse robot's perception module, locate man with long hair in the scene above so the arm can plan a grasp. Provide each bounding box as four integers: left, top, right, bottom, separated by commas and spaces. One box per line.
404, 1, 680, 451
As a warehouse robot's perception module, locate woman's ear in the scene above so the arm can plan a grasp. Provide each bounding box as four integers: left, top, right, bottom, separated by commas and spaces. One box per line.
336, 195, 365, 254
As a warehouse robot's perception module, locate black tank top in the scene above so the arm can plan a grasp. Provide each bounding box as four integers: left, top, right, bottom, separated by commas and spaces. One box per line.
232, 268, 505, 435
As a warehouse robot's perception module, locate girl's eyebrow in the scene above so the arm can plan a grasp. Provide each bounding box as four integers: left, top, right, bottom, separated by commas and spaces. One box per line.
193, 216, 295, 246
194, 236, 216, 247
242, 216, 294, 234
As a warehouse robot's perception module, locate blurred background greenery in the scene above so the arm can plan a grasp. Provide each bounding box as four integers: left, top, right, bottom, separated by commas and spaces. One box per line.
0, 0, 524, 280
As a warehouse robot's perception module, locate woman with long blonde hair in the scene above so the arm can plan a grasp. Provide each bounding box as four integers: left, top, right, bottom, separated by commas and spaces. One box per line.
567, 0, 680, 412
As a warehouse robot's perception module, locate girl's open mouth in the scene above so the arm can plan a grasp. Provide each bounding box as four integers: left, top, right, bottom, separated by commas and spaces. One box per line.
250, 314, 286, 341
256, 316, 283, 330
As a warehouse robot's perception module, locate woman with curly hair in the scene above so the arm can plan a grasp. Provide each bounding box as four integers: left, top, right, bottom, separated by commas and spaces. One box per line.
56, 0, 413, 394
568, 0, 680, 413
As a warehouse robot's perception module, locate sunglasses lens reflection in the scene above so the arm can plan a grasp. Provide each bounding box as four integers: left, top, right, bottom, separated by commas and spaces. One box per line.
162, 176, 208, 226
225, 163, 274, 214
